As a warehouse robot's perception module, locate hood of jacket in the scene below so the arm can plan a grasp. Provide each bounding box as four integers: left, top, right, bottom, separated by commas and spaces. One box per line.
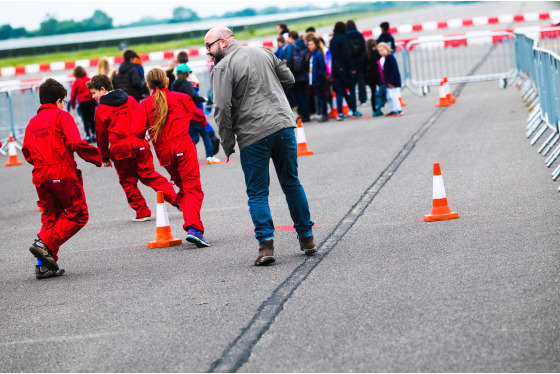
294, 39, 307, 49
347, 29, 362, 37
99, 89, 128, 107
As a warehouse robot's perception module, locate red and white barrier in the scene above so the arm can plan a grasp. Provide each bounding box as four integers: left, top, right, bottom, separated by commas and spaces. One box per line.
1, 10, 558, 79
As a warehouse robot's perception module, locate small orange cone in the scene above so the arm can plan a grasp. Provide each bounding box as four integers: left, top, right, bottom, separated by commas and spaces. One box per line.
398, 89, 407, 107
296, 119, 314, 157
424, 163, 459, 222
5, 135, 23, 167
148, 191, 183, 248
342, 94, 350, 115
443, 77, 456, 104
435, 81, 452, 107
329, 92, 339, 118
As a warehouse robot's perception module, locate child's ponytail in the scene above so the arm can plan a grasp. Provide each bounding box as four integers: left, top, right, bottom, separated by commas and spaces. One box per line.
146, 68, 169, 142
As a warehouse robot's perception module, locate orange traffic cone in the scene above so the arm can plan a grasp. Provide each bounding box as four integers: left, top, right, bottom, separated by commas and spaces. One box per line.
148, 191, 183, 248
329, 92, 339, 118
435, 81, 452, 107
443, 77, 456, 104
424, 163, 459, 222
397, 88, 407, 107
296, 119, 314, 157
5, 135, 23, 167
342, 95, 350, 115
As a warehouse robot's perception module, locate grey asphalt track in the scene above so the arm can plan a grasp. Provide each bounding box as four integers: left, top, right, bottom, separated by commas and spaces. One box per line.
1, 2, 560, 373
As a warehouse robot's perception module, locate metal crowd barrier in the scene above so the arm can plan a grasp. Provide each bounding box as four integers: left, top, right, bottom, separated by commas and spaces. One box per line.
402, 31, 517, 95
515, 26, 560, 187
0, 61, 212, 155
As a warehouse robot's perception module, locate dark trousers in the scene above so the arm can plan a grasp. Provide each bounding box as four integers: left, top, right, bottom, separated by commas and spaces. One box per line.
292, 81, 310, 121
354, 70, 367, 104
333, 75, 357, 114
78, 100, 96, 137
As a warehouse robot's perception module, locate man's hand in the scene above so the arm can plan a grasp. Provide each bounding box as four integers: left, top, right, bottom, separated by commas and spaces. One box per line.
103, 160, 113, 168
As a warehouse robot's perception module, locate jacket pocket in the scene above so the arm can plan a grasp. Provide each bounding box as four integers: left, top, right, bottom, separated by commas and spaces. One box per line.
110, 144, 132, 160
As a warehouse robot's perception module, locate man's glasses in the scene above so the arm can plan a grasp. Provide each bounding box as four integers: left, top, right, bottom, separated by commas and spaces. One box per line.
205, 38, 221, 50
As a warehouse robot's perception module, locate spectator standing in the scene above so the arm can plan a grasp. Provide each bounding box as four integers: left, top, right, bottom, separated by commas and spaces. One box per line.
275, 36, 287, 61
22, 79, 102, 279
376, 21, 395, 51
362, 39, 383, 116
88, 74, 179, 221
285, 30, 310, 122
330, 22, 362, 121
346, 20, 368, 106
166, 58, 178, 88
277, 23, 289, 39
134, 68, 210, 247
170, 64, 220, 163
115, 49, 149, 103
205, 26, 317, 266
308, 37, 328, 122
97, 57, 115, 81
377, 42, 403, 117
69, 66, 97, 143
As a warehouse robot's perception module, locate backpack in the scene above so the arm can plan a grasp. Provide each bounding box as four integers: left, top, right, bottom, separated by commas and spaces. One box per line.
291, 45, 307, 74
348, 34, 363, 58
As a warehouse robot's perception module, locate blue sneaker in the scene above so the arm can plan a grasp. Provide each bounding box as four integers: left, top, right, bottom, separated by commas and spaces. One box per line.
186, 228, 210, 247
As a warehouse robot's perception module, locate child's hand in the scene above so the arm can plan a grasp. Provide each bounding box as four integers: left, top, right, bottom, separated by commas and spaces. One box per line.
103, 160, 113, 168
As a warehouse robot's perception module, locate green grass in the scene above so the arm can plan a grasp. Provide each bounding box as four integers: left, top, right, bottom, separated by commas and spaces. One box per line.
0, 10, 387, 68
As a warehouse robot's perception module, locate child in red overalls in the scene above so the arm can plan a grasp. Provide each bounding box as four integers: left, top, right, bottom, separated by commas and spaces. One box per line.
134, 68, 209, 247
22, 78, 102, 279
87, 74, 179, 221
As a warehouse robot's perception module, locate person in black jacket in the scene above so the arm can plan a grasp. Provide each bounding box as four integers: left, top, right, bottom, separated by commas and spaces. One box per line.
346, 20, 367, 106
329, 22, 362, 121
362, 39, 383, 116
285, 30, 310, 122
376, 21, 395, 51
114, 49, 149, 103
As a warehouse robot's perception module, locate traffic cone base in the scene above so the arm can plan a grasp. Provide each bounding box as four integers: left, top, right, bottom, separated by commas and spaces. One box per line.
329, 92, 339, 118
148, 191, 183, 248
399, 97, 407, 107
149, 226, 183, 248
296, 119, 314, 157
5, 135, 23, 167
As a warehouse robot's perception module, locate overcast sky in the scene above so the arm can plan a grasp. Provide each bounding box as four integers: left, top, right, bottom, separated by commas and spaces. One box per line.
0, 0, 352, 30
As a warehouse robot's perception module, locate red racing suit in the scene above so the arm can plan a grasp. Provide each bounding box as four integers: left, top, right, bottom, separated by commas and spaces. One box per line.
134, 88, 207, 233
95, 90, 177, 218
22, 104, 102, 261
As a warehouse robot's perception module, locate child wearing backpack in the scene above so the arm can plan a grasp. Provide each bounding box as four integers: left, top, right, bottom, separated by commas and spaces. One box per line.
22, 78, 103, 279
346, 20, 367, 106
286, 31, 310, 122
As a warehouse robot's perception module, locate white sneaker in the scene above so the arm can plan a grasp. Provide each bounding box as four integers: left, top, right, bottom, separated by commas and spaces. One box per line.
133, 216, 152, 222
207, 156, 221, 164
359, 102, 368, 107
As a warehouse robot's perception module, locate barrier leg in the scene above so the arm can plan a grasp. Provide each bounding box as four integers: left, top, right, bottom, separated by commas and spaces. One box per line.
526, 119, 544, 138
542, 134, 560, 156
530, 123, 549, 146
538, 132, 558, 154
551, 163, 560, 181
545, 144, 560, 167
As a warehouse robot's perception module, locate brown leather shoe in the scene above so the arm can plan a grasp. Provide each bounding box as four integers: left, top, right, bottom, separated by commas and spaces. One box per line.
299, 235, 317, 256
254, 239, 275, 266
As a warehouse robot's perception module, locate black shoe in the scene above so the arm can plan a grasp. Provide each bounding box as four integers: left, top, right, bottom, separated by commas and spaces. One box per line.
255, 239, 275, 266
211, 136, 220, 156
318, 115, 328, 122
29, 239, 59, 271
35, 265, 65, 280
299, 235, 318, 256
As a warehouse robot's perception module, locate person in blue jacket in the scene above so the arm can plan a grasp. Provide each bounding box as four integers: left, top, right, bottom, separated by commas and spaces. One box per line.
377, 42, 403, 117
329, 21, 362, 121
307, 37, 328, 122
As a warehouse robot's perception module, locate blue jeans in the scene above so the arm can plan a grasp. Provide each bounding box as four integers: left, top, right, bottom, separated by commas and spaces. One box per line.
240, 128, 314, 242
189, 123, 213, 158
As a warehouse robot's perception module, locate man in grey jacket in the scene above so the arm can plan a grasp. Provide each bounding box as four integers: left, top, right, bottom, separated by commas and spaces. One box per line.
205, 26, 316, 266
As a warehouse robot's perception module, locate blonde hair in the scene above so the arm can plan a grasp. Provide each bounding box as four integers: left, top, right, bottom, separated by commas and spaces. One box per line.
377, 42, 392, 53
98, 58, 108, 75
146, 68, 169, 142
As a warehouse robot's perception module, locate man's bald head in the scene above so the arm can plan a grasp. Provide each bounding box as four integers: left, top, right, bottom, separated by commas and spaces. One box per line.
205, 26, 235, 64
205, 26, 235, 42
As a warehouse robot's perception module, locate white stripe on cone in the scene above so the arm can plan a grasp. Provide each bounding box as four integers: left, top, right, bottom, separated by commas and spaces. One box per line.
432, 175, 447, 199
8, 139, 17, 156
156, 201, 170, 228
296, 126, 306, 144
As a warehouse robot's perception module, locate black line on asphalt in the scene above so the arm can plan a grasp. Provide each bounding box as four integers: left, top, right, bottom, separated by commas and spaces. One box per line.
208, 39, 501, 373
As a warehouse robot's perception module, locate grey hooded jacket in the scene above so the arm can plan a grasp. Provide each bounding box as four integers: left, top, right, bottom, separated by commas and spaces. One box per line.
211, 40, 296, 157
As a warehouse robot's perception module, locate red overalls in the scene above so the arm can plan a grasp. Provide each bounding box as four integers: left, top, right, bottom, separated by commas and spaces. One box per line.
95, 95, 177, 218
134, 88, 207, 233
22, 104, 102, 261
